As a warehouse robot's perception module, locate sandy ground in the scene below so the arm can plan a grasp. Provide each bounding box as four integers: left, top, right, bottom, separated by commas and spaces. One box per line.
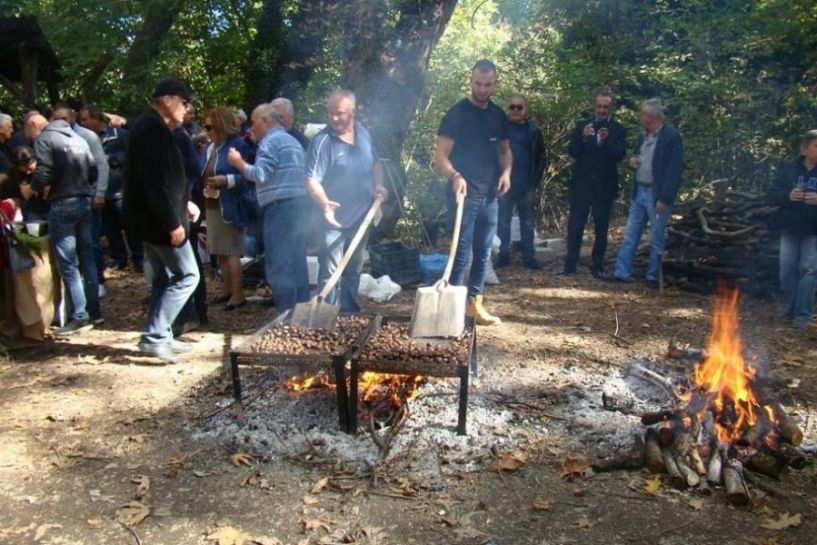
1, 251, 816, 545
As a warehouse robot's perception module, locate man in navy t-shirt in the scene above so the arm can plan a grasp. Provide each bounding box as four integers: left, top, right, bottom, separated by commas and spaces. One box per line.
435, 59, 512, 326
305, 89, 389, 313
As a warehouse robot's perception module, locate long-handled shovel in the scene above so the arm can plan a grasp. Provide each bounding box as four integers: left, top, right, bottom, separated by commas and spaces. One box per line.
290, 197, 383, 330
408, 196, 467, 338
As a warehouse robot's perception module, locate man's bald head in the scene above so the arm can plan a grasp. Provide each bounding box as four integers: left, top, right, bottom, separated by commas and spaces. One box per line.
249, 102, 284, 142
24, 111, 48, 141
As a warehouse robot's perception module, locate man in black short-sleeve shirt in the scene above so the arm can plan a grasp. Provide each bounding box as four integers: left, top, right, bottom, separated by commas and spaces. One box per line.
435, 59, 512, 326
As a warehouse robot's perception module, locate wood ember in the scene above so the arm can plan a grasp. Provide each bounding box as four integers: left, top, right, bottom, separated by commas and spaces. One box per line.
640, 190, 779, 294
247, 316, 369, 355
360, 323, 471, 365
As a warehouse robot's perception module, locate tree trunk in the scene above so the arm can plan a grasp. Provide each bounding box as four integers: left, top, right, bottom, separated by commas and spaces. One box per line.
341, 0, 459, 237
243, 0, 286, 108
120, 0, 185, 93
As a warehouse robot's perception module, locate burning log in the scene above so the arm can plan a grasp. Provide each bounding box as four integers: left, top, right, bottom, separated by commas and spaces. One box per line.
745, 452, 784, 479
723, 457, 750, 506
706, 449, 723, 485
771, 403, 803, 446
777, 443, 806, 470
645, 428, 664, 473
640, 409, 674, 426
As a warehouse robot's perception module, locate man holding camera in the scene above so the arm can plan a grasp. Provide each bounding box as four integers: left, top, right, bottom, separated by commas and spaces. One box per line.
562, 87, 627, 277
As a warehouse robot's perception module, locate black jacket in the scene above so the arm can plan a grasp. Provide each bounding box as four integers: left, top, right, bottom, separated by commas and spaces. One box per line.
527, 120, 548, 188
100, 125, 128, 200
770, 157, 817, 236
123, 108, 188, 245
567, 117, 627, 201
629, 124, 684, 206
30, 120, 98, 201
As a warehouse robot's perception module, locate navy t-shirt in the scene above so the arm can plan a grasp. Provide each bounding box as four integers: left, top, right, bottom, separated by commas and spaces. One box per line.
438, 98, 509, 195
306, 123, 376, 229
508, 121, 531, 189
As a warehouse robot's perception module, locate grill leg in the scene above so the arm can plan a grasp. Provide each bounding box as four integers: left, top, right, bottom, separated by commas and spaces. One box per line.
334, 358, 349, 430
469, 331, 478, 377
457, 364, 469, 435
348, 361, 359, 435
230, 356, 242, 404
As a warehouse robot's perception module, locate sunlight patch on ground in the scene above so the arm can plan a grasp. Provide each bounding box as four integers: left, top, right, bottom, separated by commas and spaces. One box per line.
516, 287, 612, 300
661, 307, 707, 320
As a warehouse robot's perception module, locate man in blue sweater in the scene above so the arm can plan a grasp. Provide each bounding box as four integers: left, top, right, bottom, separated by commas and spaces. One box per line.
228, 102, 309, 314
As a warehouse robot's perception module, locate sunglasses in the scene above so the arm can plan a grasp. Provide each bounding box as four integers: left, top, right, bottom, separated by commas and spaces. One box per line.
204, 124, 213, 131
508, 104, 525, 111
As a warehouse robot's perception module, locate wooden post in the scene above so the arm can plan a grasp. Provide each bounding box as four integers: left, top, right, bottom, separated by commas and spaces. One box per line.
19, 42, 40, 109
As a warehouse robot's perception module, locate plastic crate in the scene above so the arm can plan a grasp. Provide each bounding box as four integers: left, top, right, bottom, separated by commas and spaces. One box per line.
369, 242, 420, 287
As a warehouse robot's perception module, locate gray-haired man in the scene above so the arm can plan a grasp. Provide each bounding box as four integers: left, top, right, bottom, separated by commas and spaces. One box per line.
607, 99, 684, 287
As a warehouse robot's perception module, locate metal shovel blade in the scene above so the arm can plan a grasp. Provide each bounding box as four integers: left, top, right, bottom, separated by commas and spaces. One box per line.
408, 281, 467, 338
289, 298, 339, 330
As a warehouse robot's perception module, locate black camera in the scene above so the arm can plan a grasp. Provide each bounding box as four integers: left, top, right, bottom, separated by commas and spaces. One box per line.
593, 119, 609, 131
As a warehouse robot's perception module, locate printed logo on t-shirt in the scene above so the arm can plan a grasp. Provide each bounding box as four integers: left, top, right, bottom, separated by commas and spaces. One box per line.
796, 175, 817, 191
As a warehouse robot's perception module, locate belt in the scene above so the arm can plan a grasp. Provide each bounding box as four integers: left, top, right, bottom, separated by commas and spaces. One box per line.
636, 181, 653, 188
264, 196, 302, 208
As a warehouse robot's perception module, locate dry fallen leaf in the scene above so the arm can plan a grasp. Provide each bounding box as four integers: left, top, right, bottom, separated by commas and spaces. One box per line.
310, 477, 329, 494
193, 470, 211, 478
130, 475, 150, 496
167, 452, 187, 468
303, 495, 319, 505
531, 499, 554, 511
116, 501, 150, 527
496, 450, 527, 471
231, 453, 254, 468
559, 456, 591, 478
760, 513, 802, 530
303, 519, 332, 532
205, 525, 252, 545
34, 523, 62, 542
688, 498, 704, 511
86, 518, 103, 528
576, 516, 593, 529
643, 476, 662, 495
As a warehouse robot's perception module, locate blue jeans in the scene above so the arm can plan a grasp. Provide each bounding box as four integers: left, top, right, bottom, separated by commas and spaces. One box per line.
614, 184, 672, 281
319, 218, 371, 314
779, 233, 817, 326
497, 185, 536, 262
263, 197, 310, 314
141, 240, 200, 345
48, 197, 99, 320
450, 192, 499, 297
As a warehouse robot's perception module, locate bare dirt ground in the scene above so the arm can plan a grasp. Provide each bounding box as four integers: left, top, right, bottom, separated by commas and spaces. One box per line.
1, 249, 816, 545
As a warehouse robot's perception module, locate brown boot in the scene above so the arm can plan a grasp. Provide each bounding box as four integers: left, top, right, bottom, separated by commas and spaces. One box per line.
466, 295, 502, 326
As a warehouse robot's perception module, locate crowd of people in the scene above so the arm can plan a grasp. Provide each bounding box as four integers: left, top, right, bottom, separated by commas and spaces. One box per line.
1, 58, 814, 359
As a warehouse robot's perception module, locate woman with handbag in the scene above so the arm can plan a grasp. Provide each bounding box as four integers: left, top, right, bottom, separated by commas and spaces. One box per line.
200, 107, 254, 310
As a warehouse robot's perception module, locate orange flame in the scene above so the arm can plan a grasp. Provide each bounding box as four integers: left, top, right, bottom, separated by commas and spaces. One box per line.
693, 287, 771, 443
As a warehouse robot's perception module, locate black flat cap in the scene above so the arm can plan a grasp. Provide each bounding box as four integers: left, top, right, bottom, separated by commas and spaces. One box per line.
152, 77, 195, 102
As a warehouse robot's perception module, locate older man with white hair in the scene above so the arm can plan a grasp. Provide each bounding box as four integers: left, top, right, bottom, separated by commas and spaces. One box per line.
228, 102, 310, 313
270, 97, 309, 150
605, 98, 684, 288
0, 113, 13, 185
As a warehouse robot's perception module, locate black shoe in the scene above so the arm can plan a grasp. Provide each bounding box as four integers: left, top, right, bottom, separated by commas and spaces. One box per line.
90, 311, 105, 326
523, 259, 543, 270
646, 279, 660, 289
133, 262, 144, 274
590, 268, 603, 279
601, 274, 631, 283
556, 268, 576, 276
495, 254, 511, 268
54, 318, 93, 337
173, 318, 201, 337
212, 294, 231, 304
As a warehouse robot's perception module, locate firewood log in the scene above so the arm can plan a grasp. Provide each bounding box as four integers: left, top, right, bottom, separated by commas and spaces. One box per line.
592, 436, 646, 472
777, 443, 806, 470
675, 456, 701, 487
745, 452, 784, 479
723, 457, 750, 506
689, 447, 707, 475
706, 449, 723, 485
771, 404, 803, 446
640, 410, 674, 426
662, 446, 686, 488
645, 429, 664, 473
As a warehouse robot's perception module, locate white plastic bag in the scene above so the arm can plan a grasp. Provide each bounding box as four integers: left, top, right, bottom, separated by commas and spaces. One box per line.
358, 273, 401, 302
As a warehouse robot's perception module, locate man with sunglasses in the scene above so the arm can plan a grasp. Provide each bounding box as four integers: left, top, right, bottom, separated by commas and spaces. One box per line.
123, 77, 201, 362
496, 95, 546, 269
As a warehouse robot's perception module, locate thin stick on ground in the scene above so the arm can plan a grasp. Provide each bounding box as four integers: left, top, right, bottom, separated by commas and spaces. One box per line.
120, 523, 142, 545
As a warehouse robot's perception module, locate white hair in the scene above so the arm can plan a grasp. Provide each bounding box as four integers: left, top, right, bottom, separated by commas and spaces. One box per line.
270, 97, 294, 119
641, 98, 665, 121
327, 89, 356, 110
0, 113, 12, 128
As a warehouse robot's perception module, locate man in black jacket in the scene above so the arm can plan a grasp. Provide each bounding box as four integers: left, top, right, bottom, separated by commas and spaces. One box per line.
770, 130, 817, 328
123, 77, 200, 362
562, 88, 627, 277
496, 95, 547, 269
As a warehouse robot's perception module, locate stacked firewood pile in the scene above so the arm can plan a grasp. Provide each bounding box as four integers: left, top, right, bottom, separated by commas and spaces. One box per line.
656, 191, 779, 293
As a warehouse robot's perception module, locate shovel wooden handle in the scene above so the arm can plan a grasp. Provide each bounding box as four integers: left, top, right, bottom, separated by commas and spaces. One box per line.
441, 196, 464, 284
318, 196, 383, 300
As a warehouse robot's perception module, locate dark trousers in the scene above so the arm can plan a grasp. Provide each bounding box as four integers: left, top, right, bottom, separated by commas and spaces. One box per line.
174, 224, 208, 331
564, 195, 613, 273
102, 198, 143, 268
497, 184, 536, 262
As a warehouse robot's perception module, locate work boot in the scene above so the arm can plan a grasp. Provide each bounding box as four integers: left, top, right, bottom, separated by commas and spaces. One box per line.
466, 295, 502, 326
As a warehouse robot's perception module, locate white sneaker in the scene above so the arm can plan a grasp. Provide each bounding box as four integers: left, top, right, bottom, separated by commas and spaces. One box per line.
98, 284, 107, 298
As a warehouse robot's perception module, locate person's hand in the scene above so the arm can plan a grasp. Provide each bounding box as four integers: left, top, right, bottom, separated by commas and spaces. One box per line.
187, 201, 201, 223
374, 184, 389, 201
654, 200, 668, 217
106, 113, 127, 128
628, 156, 641, 169
582, 123, 595, 140
169, 225, 186, 247
452, 175, 467, 201
19, 183, 35, 200
598, 127, 609, 142
496, 173, 511, 197
227, 148, 244, 170
197, 232, 207, 245
322, 200, 342, 228
93, 196, 105, 210
804, 192, 817, 206
790, 187, 806, 202
207, 175, 228, 189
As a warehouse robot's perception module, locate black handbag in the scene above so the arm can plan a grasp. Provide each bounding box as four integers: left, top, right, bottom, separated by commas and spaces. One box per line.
0, 210, 36, 273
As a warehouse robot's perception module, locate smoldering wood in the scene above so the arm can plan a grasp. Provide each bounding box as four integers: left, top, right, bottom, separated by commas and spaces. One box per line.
688, 447, 707, 476
772, 404, 803, 446
662, 446, 686, 488
723, 457, 750, 506
777, 443, 806, 470
658, 424, 675, 448
743, 470, 790, 499
675, 456, 701, 487
645, 428, 665, 473
592, 435, 646, 472
640, 409, 674, 426
706, 449, 723, 485
745, 452, 784, 479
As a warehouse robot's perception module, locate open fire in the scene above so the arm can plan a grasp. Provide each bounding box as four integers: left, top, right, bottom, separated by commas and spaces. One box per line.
597, 286, 805, 504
